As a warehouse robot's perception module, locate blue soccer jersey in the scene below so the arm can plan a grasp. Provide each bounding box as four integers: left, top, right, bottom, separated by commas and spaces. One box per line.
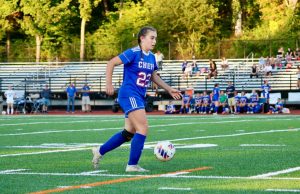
194, 96, 202, 104
118, 46, 158, 98
250, 93, 259, 103
82, 85, 90, 96
240, 96, 248, 104
212, 87, 220, 102
182, 94, 191, 104
261, 84, 271, 99
202, 95, 210, 104
234, 95, 240, 104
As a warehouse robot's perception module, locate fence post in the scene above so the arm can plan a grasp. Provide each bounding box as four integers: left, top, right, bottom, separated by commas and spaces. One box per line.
168, 41, 171, 60
177, 75, 180, 90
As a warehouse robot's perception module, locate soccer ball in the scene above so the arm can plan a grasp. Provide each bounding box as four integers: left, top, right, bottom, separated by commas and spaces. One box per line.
154, 141, 176, 161
1, 111, 6, 115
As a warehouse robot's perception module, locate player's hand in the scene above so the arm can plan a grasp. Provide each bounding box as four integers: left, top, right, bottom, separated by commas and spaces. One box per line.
169, 89, 182, 100
106, 84, 114, 96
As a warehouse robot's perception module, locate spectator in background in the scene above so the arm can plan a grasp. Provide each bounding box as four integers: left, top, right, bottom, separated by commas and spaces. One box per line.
40, 84, 51, 113
275, 57, 282, 69
261, 80, 272, 104
82, 83, 91, 112
207, 59, 218, 79
294, 48, 300, 60
184, 63, 192, 78
277, 47, 284, 58
212, 83, 220, 115
286, 48, 293, 57
271, 98, 284, 114
270, 56, 276, 69
165, 100, 178, 114
154, 50, 164, 71
247, 89, 259, 114
250, 64, 259, 78
4, 85, 16, 115
258, 56, 266, 69
181, 60, 188, 77
180, 90, 191, 114
226, 81, 235, 114
66, 82, 77, 113
191, 60, 200, 77
239, 91, 248, 114
219, 90, 228, 114
221, 57, 229, 71
263, 63, 272, 77
297, 66, 300, 89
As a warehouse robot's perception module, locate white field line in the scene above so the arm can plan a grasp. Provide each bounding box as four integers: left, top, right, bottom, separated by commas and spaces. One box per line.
158, 187, 192, 191
0, 127, 121, 137
0, 147, 89, 157
0, 119, 121, 127
251, 166, 300, 178
158, 128, 300, 143
240, 144, 286, 147
1, 118, 298, 137
1, 170, 300, 181
1, 128, 300, 158
265, 189, 300, 192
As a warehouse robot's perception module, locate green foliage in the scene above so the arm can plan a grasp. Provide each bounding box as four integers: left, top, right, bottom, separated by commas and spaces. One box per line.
0, 0, 299, 61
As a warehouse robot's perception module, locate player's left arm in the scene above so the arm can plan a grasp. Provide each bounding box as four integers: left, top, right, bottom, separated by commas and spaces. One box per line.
151, 71, 181, 100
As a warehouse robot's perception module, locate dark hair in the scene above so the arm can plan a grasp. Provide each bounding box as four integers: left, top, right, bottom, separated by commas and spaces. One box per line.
137, 26, 157, 59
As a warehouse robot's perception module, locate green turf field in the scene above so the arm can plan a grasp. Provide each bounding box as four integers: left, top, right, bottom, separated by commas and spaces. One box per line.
0, 114, 300, 194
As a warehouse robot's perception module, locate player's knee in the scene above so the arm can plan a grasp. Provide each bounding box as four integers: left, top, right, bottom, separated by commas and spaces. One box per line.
121, 129, 134, 142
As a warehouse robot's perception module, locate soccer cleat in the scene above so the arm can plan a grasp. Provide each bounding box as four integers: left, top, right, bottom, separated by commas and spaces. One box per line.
92, 147, 103, 169
125, 165, 149, 172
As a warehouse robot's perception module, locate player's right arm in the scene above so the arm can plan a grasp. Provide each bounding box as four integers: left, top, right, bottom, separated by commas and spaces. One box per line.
106, 56, 123, 96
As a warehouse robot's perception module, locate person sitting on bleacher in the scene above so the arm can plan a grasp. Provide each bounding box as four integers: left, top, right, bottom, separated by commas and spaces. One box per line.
239, 91, 248, 114
219, 90, 228, 114
180, 90, 191, 114
234, 91, 240, 114
194, 93, 202, 114
201, 91, 210, 114
207, 59, 218, 79
165, 100, 178, 114
247, 89, 259, 114
270, 98, 284, 114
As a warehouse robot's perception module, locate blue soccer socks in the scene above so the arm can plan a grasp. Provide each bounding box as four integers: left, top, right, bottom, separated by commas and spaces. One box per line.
99, 131, 126, 156
128, 133, 146, 165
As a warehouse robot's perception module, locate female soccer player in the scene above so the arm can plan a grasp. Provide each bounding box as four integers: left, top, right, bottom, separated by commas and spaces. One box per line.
92, 26, 182, 172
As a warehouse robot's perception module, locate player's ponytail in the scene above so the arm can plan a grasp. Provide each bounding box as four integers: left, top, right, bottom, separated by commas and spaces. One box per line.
137, 26, 156, 59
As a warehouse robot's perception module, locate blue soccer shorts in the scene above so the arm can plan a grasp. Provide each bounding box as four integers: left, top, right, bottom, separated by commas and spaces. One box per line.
118, 96, 145, 118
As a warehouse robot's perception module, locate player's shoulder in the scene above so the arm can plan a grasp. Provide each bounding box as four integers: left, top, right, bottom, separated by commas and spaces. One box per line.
130, 46, 141, 53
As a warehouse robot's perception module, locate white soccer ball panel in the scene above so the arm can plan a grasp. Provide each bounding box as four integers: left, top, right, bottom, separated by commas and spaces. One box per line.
154, 141, 176, 161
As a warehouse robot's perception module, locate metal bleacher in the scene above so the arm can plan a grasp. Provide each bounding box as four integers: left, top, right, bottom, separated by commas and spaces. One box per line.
0, 59, 299, 95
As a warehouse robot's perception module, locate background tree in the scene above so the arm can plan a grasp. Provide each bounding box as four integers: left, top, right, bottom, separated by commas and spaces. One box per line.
19, 0, 73, 62
0, 0, 22, 60
78, 0, 102, 61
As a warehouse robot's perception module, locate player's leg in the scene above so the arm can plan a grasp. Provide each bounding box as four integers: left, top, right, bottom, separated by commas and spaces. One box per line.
92, 118, 135, 169
126, 109, 149, 172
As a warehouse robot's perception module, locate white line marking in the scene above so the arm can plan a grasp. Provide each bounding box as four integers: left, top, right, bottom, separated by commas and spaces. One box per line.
2, 119, 299, 137
1, 128, 300, 157
0, 169, 27, 173
251, 166, 300, 178
0, 119, 121, 127
0, 148, 89, 158
240, 144, 286, 147
158, 187, 192, 191
265, 189, 300, 192
2, 171, 300, 181
159, 128, 300, 143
